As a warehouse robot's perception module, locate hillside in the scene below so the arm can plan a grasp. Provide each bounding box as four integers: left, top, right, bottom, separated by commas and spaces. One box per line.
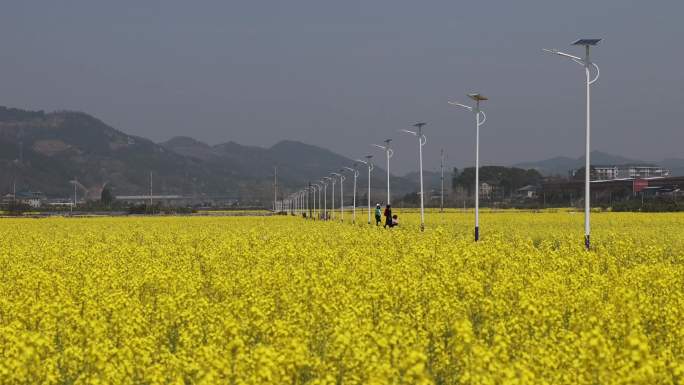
0, 106, 413, 202
514, 151, 684, 176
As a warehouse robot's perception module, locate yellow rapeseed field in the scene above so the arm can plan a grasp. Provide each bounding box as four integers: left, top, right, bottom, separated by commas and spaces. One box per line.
1, 212, 683, 384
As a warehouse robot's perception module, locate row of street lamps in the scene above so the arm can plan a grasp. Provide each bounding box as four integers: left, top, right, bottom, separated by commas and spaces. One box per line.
277, 38, 600, 249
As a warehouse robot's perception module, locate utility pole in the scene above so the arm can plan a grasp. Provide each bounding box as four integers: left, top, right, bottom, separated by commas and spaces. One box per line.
150, 171, 153, 207
274, 166, 278, 212
18, 128, 24, 164
71, 177, 77, 215
440, 149, 445, 213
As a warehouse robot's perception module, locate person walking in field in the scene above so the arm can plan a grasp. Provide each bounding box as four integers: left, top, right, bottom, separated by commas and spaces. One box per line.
383, 204, 392, 228
374, 204, 382, 226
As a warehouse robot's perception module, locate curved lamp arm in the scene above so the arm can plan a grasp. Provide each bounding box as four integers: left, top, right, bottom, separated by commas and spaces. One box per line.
589, 62, 600, 85
420, 135, 427, 146
478, 110, 487, 126
448, 101, 473, 112
387, 149, 394, 158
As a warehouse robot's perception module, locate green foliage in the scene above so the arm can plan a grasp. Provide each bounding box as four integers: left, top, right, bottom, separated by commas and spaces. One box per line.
100, 186, 115, 207
3, 201, 31, 216
452, 166, 543, 196
612, 196, 682, 212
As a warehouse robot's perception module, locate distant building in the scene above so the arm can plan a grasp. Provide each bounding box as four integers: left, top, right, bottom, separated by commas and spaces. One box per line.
9, 191, 47, 208
621, 165, 670, 179
428, 189, 447, 201
593, 166, 620, 180
516, 185, 540, 199
592, 165, 670, 180
480, 182, 494, 200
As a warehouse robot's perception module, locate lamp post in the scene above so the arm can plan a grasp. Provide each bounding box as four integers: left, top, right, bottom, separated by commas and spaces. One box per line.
400, 123, 428, 231
322, 178, 330, 220
373, 139, 393, 205
331, 172, 342, 221
317, 183, 322, 219
334, 171, 346, 221
543, 38, 601, 250
329, 174, 336, 221
344, 166, 360, 224
311, 184, 318, 220
449, 93, 488, 242
356, 155, 374, 224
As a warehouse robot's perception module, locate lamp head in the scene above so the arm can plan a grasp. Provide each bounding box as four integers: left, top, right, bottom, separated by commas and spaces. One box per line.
572, 38, 602, 46
468, 93, 488, 101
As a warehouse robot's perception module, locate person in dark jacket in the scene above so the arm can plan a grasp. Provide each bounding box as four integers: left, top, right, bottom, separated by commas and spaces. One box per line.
383, 204, 392, 228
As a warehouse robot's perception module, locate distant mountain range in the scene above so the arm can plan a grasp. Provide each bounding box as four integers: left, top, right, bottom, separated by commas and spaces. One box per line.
514, 151, 684, 177
1, 105, 681, 202
0, 106, 413, 202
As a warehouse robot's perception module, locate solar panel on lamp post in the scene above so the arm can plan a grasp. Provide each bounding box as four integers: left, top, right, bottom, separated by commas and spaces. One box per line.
449, 93, 488, 242
344, 166, 360, 224
356, 155, 374, 224
543, 38, 601, 250
373, 139, 393, 206
400, 123, 428, 231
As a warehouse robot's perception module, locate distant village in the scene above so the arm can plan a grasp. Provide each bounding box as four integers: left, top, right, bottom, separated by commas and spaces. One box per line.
2, 163, 681, 212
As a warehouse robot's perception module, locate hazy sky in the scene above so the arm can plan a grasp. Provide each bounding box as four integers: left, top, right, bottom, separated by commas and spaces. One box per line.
1, 1, 683, 173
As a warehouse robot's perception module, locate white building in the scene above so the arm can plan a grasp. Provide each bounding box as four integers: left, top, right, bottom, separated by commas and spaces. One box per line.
593, 165, 670, 180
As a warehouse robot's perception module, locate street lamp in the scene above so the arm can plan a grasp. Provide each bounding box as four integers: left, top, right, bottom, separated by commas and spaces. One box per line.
356, 155, 374, 224
294, 191, 298, 215
315, 183, 323, 220
336, 171, 346, 221
543, 38, 601, 250
449, 93, 488, 242
311, 184, 318, 220
329, 174, 336, 221
331, 172, 344, 221
400, 122, 428, 231
343, 166, 360, 224
322, 178, 330, 220
372, 139, 394, 205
